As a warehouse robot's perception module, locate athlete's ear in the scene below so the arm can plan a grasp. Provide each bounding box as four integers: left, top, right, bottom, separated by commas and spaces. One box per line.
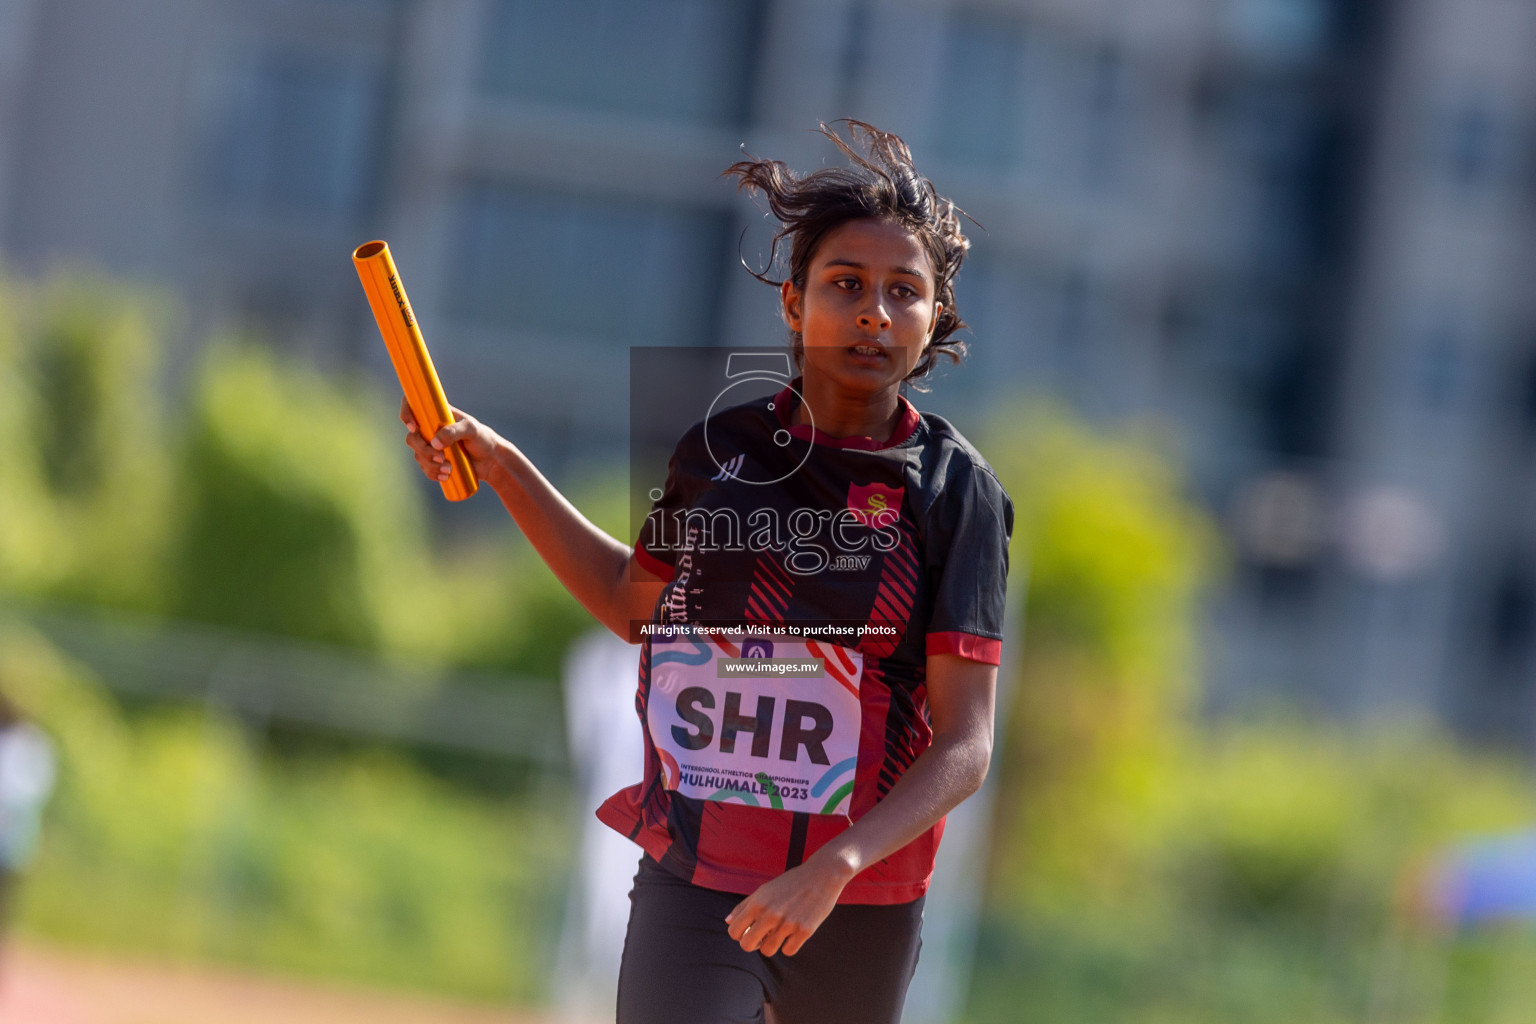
926, 301, 943, 342
781, 280, 803, 332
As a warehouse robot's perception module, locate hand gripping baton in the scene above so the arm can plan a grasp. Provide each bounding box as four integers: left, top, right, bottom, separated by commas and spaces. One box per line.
353, 240, 478, 501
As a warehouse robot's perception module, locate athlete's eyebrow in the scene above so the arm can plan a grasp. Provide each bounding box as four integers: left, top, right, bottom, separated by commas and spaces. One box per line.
822, 258, 930, 280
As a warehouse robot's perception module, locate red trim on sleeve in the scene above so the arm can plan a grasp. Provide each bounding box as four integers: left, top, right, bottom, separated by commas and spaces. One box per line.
633, 542, 675, 582
926, 631, 1002, 665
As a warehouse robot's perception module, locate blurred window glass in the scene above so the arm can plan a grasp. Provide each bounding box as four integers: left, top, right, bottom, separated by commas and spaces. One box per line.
1433, 99, 1519, 195
939, 251, 1044, 393
477, 0, 765, 127
1224, 0, 1330, 61
1519, 352, 1536, 443
957, 248, 1120, 409
1212, 81, 1323, 268
449, 186, 730, 347
0, 2, 38, 69
1410, 321, 1467, 411
1081, 45, 1127, 189
1489, 564, 1536, 665
931, 10, 1026, 170
201, 49, 383, 221
834, 0, 871, 118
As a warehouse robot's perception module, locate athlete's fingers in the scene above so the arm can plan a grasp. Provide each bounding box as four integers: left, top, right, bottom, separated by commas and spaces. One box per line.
740, 916, 780, 954
416, 455, 450, 482
778, 928, 809, 957
404, 429, 448, 467
403, 426, 437, 454
400, 426, 452, 482
755, 911, 794, 954
731, 902, 755, 945
731, 902, 783, 953
757, 922, 800, 958
398, 398, 454, 481
430, 414, 479, 450
433, 406, 474, 438
725, 898, 759, 943
759, 909, 817, 957
411, 424, 461, 481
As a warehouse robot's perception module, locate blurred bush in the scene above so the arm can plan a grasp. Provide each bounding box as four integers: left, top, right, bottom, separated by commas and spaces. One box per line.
967, 719, 1536, 1024
0, 275, 174, 611
0, 618, 567, 1000
984, 405, 1217, 919
173, 342, 440, 653
0, 268, 609, 681
971, 404, 1536, 1024
1186, 723, 1536, 922
0, 267, 605, 995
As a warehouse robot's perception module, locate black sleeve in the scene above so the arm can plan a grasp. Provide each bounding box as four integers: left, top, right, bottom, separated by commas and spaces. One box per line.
923, 458, 1014, 664
634, 423, 708, 580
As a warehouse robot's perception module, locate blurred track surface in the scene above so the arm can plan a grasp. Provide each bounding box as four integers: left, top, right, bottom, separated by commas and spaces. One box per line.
0, 944, 553, 1024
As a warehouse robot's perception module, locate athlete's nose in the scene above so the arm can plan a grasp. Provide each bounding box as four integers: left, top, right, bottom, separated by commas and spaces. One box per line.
857, 298, 892, 332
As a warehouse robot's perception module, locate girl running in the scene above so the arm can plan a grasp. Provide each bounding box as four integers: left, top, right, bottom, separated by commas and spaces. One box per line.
402, 121, 1012, 1024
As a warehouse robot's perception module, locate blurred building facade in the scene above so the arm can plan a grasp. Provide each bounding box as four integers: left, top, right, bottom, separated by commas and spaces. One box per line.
0, 0, 1532, 748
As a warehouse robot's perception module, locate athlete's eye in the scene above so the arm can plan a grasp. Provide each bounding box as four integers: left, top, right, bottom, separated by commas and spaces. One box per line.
833, 277, 861, 292
891, 284, 917, 299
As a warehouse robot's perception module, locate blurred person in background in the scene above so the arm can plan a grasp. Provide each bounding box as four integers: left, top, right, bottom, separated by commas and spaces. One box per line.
1403, 830, 1536, 931
400, 122, 1011, 1024
0, 693, 55, 949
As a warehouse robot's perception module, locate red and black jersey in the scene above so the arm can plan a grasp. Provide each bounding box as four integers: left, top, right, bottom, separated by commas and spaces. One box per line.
597, 381, 1013, 904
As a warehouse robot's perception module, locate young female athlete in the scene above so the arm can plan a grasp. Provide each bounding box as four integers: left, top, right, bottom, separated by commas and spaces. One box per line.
402, 122, 1012, 1024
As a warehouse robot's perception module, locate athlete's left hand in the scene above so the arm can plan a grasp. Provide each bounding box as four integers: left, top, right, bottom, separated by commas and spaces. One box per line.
726, 855, 850, 957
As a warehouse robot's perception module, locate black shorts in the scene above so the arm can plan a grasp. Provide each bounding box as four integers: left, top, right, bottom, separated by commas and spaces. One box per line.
616, 854, 924, 1024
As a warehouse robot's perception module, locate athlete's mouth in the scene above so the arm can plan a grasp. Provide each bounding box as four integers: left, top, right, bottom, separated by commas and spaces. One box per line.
847, 344, 887, 359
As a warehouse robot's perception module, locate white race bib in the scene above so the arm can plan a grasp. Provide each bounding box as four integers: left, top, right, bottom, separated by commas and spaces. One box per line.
647, 632, 862, 816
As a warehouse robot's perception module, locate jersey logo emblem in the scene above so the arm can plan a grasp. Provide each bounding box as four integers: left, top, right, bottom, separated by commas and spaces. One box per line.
711, 454, 746, 481
846, 482, 904, 526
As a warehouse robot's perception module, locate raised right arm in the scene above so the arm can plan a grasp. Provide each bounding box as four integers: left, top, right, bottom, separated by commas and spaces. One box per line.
401, 398, 665, 641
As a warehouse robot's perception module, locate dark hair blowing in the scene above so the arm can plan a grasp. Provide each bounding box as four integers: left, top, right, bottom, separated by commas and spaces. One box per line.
725, 121, 971, 385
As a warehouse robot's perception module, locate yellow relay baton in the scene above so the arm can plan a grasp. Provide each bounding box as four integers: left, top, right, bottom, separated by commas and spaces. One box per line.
353, 240, 478, 502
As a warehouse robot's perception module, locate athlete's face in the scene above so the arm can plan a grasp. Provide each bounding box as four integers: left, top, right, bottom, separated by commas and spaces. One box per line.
781, 217, 942, 399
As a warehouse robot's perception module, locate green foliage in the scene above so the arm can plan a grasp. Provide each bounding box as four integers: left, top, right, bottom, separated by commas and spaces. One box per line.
172, 343, 431, 652
963, 722, 1536, 1024
0, 274, 174, 610
0, 264, 606, 996
465, 475, 630, 680
1183, 723, 1536, 923
0, 619, 569, 1001
0, 266, 600, 676
970, 403, 1536, 1023
982, 403, 1218, 914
